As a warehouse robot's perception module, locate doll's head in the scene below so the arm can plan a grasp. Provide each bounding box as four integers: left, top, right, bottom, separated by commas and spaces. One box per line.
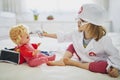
9, 24, 30, 46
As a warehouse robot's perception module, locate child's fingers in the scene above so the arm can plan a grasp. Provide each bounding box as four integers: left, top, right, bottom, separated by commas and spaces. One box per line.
108, 67, 119, 77
42, 30, 46, 33
41, 31, 48, 36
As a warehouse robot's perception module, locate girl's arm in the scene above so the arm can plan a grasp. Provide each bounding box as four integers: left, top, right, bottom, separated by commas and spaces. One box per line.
41, 31, 57, 39
41, 30, 75, 42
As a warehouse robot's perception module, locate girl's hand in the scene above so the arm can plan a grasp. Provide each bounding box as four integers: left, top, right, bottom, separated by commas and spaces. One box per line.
108, 66, 119, 78
41, 31, 48, 36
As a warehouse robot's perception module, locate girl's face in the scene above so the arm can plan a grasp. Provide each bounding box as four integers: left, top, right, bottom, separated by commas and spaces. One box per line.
77, 19, 94, 39
77, 18, 88, 31
20, 33, 30, 45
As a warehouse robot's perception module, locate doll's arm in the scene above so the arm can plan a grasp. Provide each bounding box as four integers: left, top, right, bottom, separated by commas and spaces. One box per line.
31, 43, 41, 55
32, 43, 41, 49
32, 49, 40, 56
37, 43, 41, 47
20, 45, 38, 58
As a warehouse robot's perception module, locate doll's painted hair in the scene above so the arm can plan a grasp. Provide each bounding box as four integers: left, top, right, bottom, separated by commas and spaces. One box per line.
9, 24, 29, 45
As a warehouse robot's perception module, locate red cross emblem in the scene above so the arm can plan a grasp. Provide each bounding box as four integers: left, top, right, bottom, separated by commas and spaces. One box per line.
78, 6, 83, 14
89, 52, 96, 56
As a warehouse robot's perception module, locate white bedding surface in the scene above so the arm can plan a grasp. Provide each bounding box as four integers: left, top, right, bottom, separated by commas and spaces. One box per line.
0, 32, 120, 80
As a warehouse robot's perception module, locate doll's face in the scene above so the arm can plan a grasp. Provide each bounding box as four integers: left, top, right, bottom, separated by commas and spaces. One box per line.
20, 33, 30, 45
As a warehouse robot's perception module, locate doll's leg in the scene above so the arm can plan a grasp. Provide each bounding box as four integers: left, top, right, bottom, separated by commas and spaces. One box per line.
28, 57, 48, 67
39, 52, 56, 61
47, 54, 56, 61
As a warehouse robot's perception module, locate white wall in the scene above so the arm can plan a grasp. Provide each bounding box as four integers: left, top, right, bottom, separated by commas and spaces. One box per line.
1, 0, 120, 32
109, 0, 120, 32
93, 0, 120, 32
0, 0, 3, 11
0, 0, 25, 14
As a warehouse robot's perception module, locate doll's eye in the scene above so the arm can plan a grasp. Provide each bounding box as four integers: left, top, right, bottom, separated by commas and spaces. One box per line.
27, 36, 29, 39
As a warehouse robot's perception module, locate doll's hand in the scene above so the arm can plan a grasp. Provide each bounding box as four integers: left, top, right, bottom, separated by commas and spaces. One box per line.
32, 49, 40, 56
14, 46, 20, 52
37, 43, 41, 47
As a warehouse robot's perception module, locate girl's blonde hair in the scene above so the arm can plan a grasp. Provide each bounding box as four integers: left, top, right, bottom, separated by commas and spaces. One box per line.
85, 23, 106, 41
9, 24, 28, 45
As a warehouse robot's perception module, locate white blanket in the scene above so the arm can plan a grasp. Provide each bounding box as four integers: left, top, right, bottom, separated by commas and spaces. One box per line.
0, 33, 120, 80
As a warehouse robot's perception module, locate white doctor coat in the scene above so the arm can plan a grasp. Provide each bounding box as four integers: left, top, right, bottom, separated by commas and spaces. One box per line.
57, 30, 120, 71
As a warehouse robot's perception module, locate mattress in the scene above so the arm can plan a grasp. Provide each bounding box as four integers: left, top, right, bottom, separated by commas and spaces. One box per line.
0, 32, 120, 80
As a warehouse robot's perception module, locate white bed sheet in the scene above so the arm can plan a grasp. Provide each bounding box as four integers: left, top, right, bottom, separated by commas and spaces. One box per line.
0, 32, 120, 80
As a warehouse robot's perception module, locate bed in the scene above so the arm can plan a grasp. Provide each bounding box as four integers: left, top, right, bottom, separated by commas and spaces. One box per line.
0, 32, 120, 80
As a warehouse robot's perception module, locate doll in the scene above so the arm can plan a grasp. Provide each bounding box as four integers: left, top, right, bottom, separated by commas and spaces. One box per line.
9, 24, 56, 67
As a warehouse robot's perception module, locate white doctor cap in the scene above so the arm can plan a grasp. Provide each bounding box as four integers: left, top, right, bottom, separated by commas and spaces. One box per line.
77, 3, 108, 26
